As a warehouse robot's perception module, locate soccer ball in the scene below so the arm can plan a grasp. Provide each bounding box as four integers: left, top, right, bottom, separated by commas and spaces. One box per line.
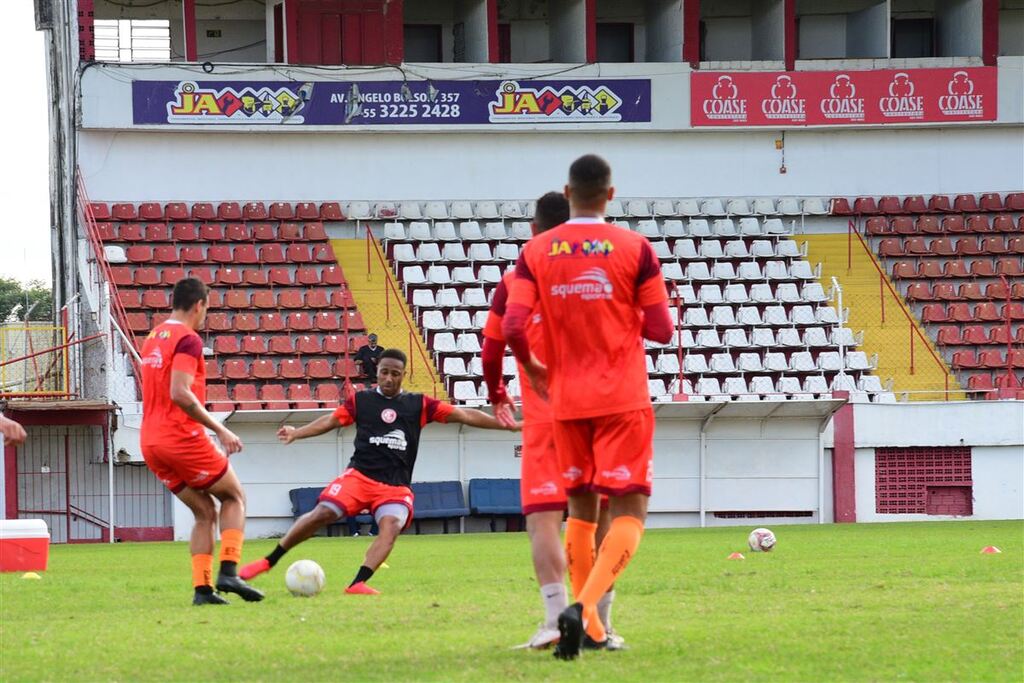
748, 528, 776, 553
285, 560, 325, 597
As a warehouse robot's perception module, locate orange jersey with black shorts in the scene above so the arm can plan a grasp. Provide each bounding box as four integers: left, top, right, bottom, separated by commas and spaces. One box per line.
139, 320, 227, 493
508, 218, 669, 496
484, 272, 565, 514
318, 389, 454, 529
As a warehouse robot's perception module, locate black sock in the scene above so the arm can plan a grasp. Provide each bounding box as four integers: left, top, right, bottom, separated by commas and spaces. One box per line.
195, 585, 213, 595
266, 544, 288, 568
350, 565, 374, 586
219, 560, 237, 577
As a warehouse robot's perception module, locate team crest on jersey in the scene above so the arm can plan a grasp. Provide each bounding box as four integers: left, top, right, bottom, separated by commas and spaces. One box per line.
381, 408, 397, 424
158, 330, 172, 339
547, 238, 615, 258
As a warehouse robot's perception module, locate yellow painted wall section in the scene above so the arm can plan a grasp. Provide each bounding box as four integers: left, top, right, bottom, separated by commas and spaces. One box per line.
802, 233, 963, 400
330, 239, 443, 398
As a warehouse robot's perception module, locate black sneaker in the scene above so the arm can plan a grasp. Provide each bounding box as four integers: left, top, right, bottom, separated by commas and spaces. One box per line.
215, 573, 265, 602
193, 591, 230, 606
582, 634, 608, 650
553, 603, 584, 661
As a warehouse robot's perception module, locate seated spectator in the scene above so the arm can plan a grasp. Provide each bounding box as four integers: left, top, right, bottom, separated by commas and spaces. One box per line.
355, 333, 383, 380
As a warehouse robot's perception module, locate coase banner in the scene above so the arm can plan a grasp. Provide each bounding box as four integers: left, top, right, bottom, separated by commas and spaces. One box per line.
131, 79, 651, 126
691, 67, 996, 126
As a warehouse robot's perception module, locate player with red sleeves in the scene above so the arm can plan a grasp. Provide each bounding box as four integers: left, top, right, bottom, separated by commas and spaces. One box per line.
240, 349, 518, 594
502, 155, 673, 659
140, 277, 263, 605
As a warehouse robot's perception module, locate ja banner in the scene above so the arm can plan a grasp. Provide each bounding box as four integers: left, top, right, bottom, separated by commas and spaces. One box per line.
131, 79, 652, 126
691, 67, 997, 126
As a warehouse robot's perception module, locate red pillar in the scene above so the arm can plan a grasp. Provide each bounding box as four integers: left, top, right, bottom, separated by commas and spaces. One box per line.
487, 0, 499, 63
831, 393, 857, 523
784, 0, 796, 71
285, 0, 300, 64
4, 441, 17, 519
585, 0, 597, 63
78, 0, 95, 62
981, 0, 998, 66
683, 0, 700, 67
384, 0, 404, 64
182, 0, 198, 61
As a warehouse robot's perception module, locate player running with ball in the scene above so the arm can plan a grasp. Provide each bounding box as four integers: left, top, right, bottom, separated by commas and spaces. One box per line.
240, 349, 518, 594
503, 155, 673, 659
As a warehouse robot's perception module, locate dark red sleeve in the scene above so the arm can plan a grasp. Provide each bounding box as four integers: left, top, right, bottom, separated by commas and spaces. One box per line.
635, 240, 661, 286
641, 302, 674, 344
491, 278, 509, 316
173, 334, 203, 359
422, 395, 454, 426
513, 253, 535, 283
481, 336, 507, 404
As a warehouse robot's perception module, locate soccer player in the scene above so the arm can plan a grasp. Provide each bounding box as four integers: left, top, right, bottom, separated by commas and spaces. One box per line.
1, 415, 27, 447
239, 349, 518, 594
140, 277, 264, 606
483, 192, 624, 650
503, 155, 673, 659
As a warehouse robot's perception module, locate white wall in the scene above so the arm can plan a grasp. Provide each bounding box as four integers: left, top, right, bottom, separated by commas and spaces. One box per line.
937, 0, 983, 57
847, 1, 889, 57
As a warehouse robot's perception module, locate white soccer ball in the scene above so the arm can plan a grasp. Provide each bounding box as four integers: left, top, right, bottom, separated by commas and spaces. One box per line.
748, 528, 776, 553
285, 560, 325, 597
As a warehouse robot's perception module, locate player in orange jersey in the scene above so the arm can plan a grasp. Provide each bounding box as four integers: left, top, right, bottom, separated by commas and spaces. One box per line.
484, 192, 624, 650
140, 278, 263, 605
503, 155, 673, 659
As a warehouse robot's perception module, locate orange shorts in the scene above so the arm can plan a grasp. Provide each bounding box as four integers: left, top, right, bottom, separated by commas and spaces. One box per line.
520, 422, 567, 515
553, 407, 655, 497
319, 468, 415, 530
142, 434, 229, 495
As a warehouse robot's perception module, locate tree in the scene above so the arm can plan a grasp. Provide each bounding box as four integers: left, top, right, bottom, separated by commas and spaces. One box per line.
0, 277, 54, 323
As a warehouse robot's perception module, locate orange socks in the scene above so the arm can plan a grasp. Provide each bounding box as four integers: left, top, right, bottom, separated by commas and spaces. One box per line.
564, 518, 597, 599
219, 528, 244, 565
192, 553, 213, 588
577, 516, 645, 616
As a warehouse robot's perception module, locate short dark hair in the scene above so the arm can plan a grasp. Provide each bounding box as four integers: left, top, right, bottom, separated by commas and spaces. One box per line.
568, 154, 612, 204
171, 278, 209, 311
533, 192, 570, 232
378, 348, 407, 367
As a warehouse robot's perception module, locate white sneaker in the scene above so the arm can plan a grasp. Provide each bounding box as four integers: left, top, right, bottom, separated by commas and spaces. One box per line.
512, 624, 560, 650
605, 628, 627, 651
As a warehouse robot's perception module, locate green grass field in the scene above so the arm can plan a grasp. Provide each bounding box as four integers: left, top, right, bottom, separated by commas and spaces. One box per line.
1, 520, 1021, 682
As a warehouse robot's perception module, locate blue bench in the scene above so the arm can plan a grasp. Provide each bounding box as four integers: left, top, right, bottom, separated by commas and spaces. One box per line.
287, 487, 373, 537
469, 478, 523, 531
411, 481, 469, 534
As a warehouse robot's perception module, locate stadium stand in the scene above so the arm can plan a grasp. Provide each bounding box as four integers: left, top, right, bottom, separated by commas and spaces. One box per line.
288, 487, 373, 536
468, 478, 523, 532
836, 193, 1024, 398
410, 481, 471, 534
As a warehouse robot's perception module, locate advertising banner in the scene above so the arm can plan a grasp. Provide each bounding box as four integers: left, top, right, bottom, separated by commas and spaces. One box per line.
131, 79, 652, 126
691, 67, 996, 127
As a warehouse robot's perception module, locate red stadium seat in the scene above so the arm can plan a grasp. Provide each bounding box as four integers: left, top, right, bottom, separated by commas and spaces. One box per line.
941, 215, 966, 233
865, 217, 890, 235
126, 245, 153, 263
189, 267, 216, 285
975, 302, 1001, 322
966, 214, 991, 233
992, 215, 1016, 233
218, 202, 242, 220
278, 289, 305, 309
165, 203, 189, 221
234, 245, 259, 264
952, 350, 979, 369
955, 238, 982, 256
207, 245, 232, 264
270, 202, 295, 220
206, 384, 234, 411
892, 261, 917, 280
236, 313, 259, 331
214, 336, 240, 354
323, 335, 348, 354
295, 202, 319, 220
296, 267, 320, 286
152, 312, 170, 327
180, 246, 205, 263
321, 266, 345, 285
243, 202, 268, 220
113, 203, 138, 220
1010, 350, 1024, 368
962, 325, 989, 345
172, 223, 198, 241
970, 259, 997, 277
927, 238, 953, 256
205, 359, 221, 380
90, 202, 111, 220
1013, 283, 1024, 300
344, 311, 366, 331
320, 202, 344, 220
1008, 237, 1024, 255
967, 373, 994, 395
313, 244, 336, 263
1005, 303, 1024, 321
252, 223, 276, 241
315, 312, 340, 331
853, 197, 878, 214
153, 245, 178, 264
331, 290, 355, 308
981, 236, 1008, 255
905, 283, 933, 301
891, 217, 915, 235
303, 289, 329, 308
224, 359, 249, 379
225, 290, 249, 309
224, 223, 250, 241
279, 223, 302, 241
927, 195, 952, 213
145, 223, 170, 241
917, 216, 941, 234
199, 223, 224, 241
233, 384, 260, 410
978, 193, 1003, 212
977, 350, 1004, 369
206, 312, 231, 331
139, 202, 163, 220
191, 203, 216, 220
119, 290, 142, 309
287, 244, 313, 263
334, 358, 358, 378
206, 290, 223, 308
161, 267, 186, 285
216, 267, 243, 285
958, 282, 985, 301
109, 267, 133, 287
830, 198, 852, 215
252, 291, 276, 309
252, 359, 278, 379
241, 335, 268, 354
260, 244, 286, 264
268, 335, 294, 354
95, 222, 116, 241
347, 334, 368, 351
902, 196, 927, 213
259, 313, 286, 332
1016, 327, 1024, 345
932, 283, 959, 301
948, 303, 974, 323
288, 384, 320, 409
260, 384, 289, 410
141, 290, 169, 308
989, 326, 1012, 345
244, 269, 270, 286
307, 359, 333, 379
134, 267, 160, 286
935, 326, 963, 345
315, 384, 341, 404
940, 261, 968, 278
280, 358, 305, 379
292, 335, 319, 355
878, 196, 903, 214
304, 222, 327, 240
288, 312, 314, 331
953, 194, 979, 212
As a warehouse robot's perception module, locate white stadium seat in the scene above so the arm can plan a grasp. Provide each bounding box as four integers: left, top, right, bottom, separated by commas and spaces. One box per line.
724, 239, 750, 258
696, 329, 722, 348
434, 333, 457, 353
383, 222, 406, 241
698, 284, 723, 305
393, 244, 416, 262
402, 266, 426, 285
400, 202, 423, 219
777, 283, 802, 303
663, 219, 686, 237
790, 261, 815, 280
803, 198, 829, 215
700, 199, 725, 216
467, 243, 493, 261
777, 198, 802, 215
739, 217, 762, 236
449, 311, 473, 330
684, 308, 710, 327
653, 199, 676, 216
709, 353, 736, 373
425, 201, 449, 219
374, 202, 396, 218
412, 289, 436, 308
436, 288, 461, 307
803, 375, 829, 395
723, 328, 750, 347
422, 310, 447, 330
451, 266, 476, 284
713, 219, 737, 237
485, 222, 509, 240
459, 221, 484, 241
749, 376, 777, 395
765, 218, 788, 234
456, 333, 482, 353
803, 283, 829, 303
764, 351, 789, 371
847, 351, 872, 370
662, 263, 686, 280
674, 239, 698, 259
737, 262, 764, 281
434, 222, 458, 241
688, 262, 712, 281
803, 327, 830, 347
688, 219, 711, 237
752, 198, 777, 215
738, 352, 764, 372
737, 306, 763, 326
712, 262, 737, 280
511, 222, 532, 240
656, 354, 681, 374
475, 201, 499, 220
450, 201, 474, 219
636, 220, 661, 238
710, 306, 736, 326
790, 305, 816, 325
417, 243, 442, 261
776, 239, 802, 258
495, 243, 519, 261
777, 328, 803, 347
817, 351, 843, 371
444, 357, 468, 376
790, 351, 816, 372
816, 306, 841, 324
500, 201, 524, 218
426, 265, 451, 286
627, 199, 650, 216
462, 288, 488, 308
684, 354, 709, 374
700, 240, 724, 259
409, 221, 432, 240
347, 201, 371, 219
651, 241, 673, 259
695, 377, 723, 398
478, 265, 502, 283
676, 199, 701, 216
726, 198, 751, 215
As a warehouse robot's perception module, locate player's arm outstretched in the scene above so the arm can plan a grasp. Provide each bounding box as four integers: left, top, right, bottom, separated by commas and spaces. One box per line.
277, 413, 344, 445
169, 369, 243, 454
447, 407, 521, 431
